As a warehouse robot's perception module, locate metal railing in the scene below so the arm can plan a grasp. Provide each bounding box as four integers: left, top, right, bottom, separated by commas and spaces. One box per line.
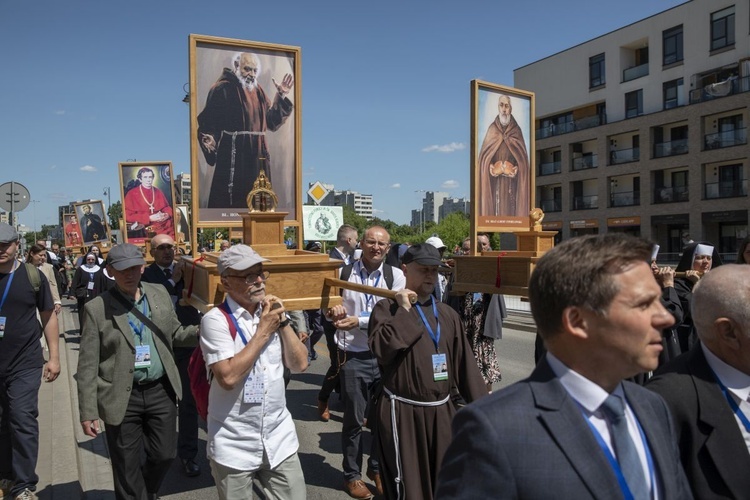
540, 199, 562, 212
572, 194, 598, 210
654, 186, 689, 203
536, 114, 605, 139
704, 127, 747, 150
571, 154, 598, 171
623, 63, 649, 82
654, 139, 688, 158
609, 147, 640, 165
704, 180, 747, 199
690, 75, 750, 104
610, 190, 640, 207
538, 161, 561, 176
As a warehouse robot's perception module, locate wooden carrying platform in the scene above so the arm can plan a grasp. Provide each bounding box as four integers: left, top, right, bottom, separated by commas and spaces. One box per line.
181, 211, 343, 313
451, 230, 556, 296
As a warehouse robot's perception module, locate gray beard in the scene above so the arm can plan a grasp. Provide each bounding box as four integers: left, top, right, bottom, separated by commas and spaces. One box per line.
499, 113, 511, 127
235, 71, 257, 91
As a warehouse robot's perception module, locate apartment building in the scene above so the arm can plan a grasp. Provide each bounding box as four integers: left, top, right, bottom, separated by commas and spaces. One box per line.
306, 182, 374, 220
174, 172, 192, 205
515, 0, 749, 259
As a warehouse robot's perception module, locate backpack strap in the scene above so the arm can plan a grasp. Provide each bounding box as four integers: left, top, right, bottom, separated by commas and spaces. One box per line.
216, 301, 238, 340
382, 263, 394, 290
24, 263, 41, 293
339, 262, 354, 284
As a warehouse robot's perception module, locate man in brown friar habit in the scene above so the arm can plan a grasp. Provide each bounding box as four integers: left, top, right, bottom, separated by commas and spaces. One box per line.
124, 167, 174, 239
478, 94, 530, 217
368, 244, 488, 499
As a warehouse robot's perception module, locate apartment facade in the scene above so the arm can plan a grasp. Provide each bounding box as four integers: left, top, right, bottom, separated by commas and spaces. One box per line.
307, 183, 374, 220
515, 0, 749, 259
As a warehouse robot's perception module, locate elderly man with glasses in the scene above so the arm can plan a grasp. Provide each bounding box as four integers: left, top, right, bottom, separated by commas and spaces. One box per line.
199, 245, 308, 500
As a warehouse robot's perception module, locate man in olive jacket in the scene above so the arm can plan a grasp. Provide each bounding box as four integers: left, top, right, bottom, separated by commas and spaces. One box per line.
77, 243, 198, 500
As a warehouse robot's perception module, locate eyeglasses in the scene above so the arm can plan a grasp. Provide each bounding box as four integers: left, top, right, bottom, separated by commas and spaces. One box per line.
155, 244, 175, 251
226, 270, 270, 284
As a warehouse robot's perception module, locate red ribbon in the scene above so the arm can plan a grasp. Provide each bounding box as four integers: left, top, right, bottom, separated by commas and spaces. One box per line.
495, 252, 507, 288
186, 254, 206, 299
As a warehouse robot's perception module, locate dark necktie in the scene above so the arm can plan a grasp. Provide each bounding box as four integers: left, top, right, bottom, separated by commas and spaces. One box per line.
164, 268, 172, 280
601, 394, 650, 499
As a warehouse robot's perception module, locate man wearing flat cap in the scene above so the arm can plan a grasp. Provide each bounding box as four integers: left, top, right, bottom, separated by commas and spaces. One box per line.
77, 243, 198, 500
200, 244, 308, 500
368, 244, 488, 500
0, 223, 60, 500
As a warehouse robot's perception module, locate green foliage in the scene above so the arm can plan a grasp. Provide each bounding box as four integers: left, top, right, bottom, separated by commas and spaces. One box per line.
108, 201, 122, 230
342, 206, 369, 236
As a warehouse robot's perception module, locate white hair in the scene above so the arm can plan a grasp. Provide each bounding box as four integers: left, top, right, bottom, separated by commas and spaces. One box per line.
692, 264, 750, 341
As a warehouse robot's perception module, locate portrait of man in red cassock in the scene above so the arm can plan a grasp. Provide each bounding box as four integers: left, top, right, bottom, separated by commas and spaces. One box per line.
122, 166, 175, 244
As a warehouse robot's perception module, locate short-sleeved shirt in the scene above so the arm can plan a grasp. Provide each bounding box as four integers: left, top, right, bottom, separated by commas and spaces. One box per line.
200, 295, 298, 471
0, 263, 54, 375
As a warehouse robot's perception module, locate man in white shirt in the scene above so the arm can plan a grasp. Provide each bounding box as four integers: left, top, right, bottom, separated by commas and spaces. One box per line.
649, 264, 750, 498
328, 225, 405, 499
200, 245, 308, 500
437, 233, 692, 499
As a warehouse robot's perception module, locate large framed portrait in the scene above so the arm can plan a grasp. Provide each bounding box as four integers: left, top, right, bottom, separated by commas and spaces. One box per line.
189, 34, 301, 232
118, 162, 176, 245
471, 80, 535, 232
73, 200, 110, 246
62, 213, 83, 249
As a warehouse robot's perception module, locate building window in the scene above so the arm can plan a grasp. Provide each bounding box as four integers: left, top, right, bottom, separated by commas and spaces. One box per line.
663, 78, 684, 109
589, 53, 605, 88
662, 25, 683, 65
710, 6, 735, 51
625, 90, 643, 118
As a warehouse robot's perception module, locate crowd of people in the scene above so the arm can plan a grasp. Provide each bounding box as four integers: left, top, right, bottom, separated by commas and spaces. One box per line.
1, 219, 749, 500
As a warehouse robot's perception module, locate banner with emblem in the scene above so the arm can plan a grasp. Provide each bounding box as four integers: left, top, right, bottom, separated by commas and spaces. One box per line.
302, 205, 343, 241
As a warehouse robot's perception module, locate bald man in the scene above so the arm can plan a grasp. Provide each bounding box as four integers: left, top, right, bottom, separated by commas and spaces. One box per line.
648, 264, 750, 499
141, 234, 204, 478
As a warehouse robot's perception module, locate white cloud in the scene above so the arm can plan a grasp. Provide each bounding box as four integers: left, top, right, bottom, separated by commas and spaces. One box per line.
50, 164, 57, 170
421, 142, 465, 153
80, 165, 97, 172
54, 110, 65, 115
441, 180, 459, 189
390, 183, 401, 188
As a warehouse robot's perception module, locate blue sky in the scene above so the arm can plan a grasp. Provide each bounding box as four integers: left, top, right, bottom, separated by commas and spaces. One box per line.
0, 0, 685, 229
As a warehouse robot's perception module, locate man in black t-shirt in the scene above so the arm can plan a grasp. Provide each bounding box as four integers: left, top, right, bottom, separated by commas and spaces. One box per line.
0, 223, 60, 500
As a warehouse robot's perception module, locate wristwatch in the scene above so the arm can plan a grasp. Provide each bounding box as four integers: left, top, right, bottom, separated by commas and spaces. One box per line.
279, 314, 291, 328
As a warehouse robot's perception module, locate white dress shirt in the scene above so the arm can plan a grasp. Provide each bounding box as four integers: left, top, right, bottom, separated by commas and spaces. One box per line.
200, 295, 298, 471
335, 260, 405, 353
547, 353, 657, 499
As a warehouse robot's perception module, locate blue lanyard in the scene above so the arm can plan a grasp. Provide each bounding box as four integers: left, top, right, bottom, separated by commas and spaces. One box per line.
127, 297, 149, 345
359, 266, 381, 309
415, 296, 441, 352
712, 369, 750, 433
0, 261, 18, 312
222, 301, 250, 346
582, 407, 655, 500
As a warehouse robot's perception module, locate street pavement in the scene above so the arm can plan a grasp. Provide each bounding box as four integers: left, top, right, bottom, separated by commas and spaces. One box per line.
34, 298, 537, 499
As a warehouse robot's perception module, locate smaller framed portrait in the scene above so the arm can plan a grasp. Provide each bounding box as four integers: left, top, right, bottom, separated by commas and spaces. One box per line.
63, 213, 83, 249
119, 162, 176, 244
471, 80, 535, 233
175, 204, 191, 245
73, 201, 110, 246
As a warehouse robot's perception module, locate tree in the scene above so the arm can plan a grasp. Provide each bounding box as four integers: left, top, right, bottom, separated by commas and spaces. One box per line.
108, 201, 122, 230
342, 206, 368, 236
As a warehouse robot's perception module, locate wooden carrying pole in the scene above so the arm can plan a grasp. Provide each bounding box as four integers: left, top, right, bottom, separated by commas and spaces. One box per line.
323, 278, 417, 304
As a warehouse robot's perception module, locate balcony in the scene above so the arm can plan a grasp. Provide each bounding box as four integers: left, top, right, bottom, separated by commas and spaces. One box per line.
571, 154, 598, 171
572, 195, 598, 210
540, 199, 562, 212
654, 186, 689, 204
705, 180, 747, 199
622, 63, 649, 82
609, 147, 640, 165
538, 161, 561, 176
536, 114, 605, 139
654, 139, 688, 158
704, 128, 747, 150
690, 75, 750, 104
610, 191, 640, 207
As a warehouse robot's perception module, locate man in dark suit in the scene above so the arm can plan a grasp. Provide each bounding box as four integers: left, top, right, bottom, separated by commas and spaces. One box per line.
436, 234, 693, 499
648, 264, 750, 499
78, 244, 198, 500
141, 234, 203, 478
